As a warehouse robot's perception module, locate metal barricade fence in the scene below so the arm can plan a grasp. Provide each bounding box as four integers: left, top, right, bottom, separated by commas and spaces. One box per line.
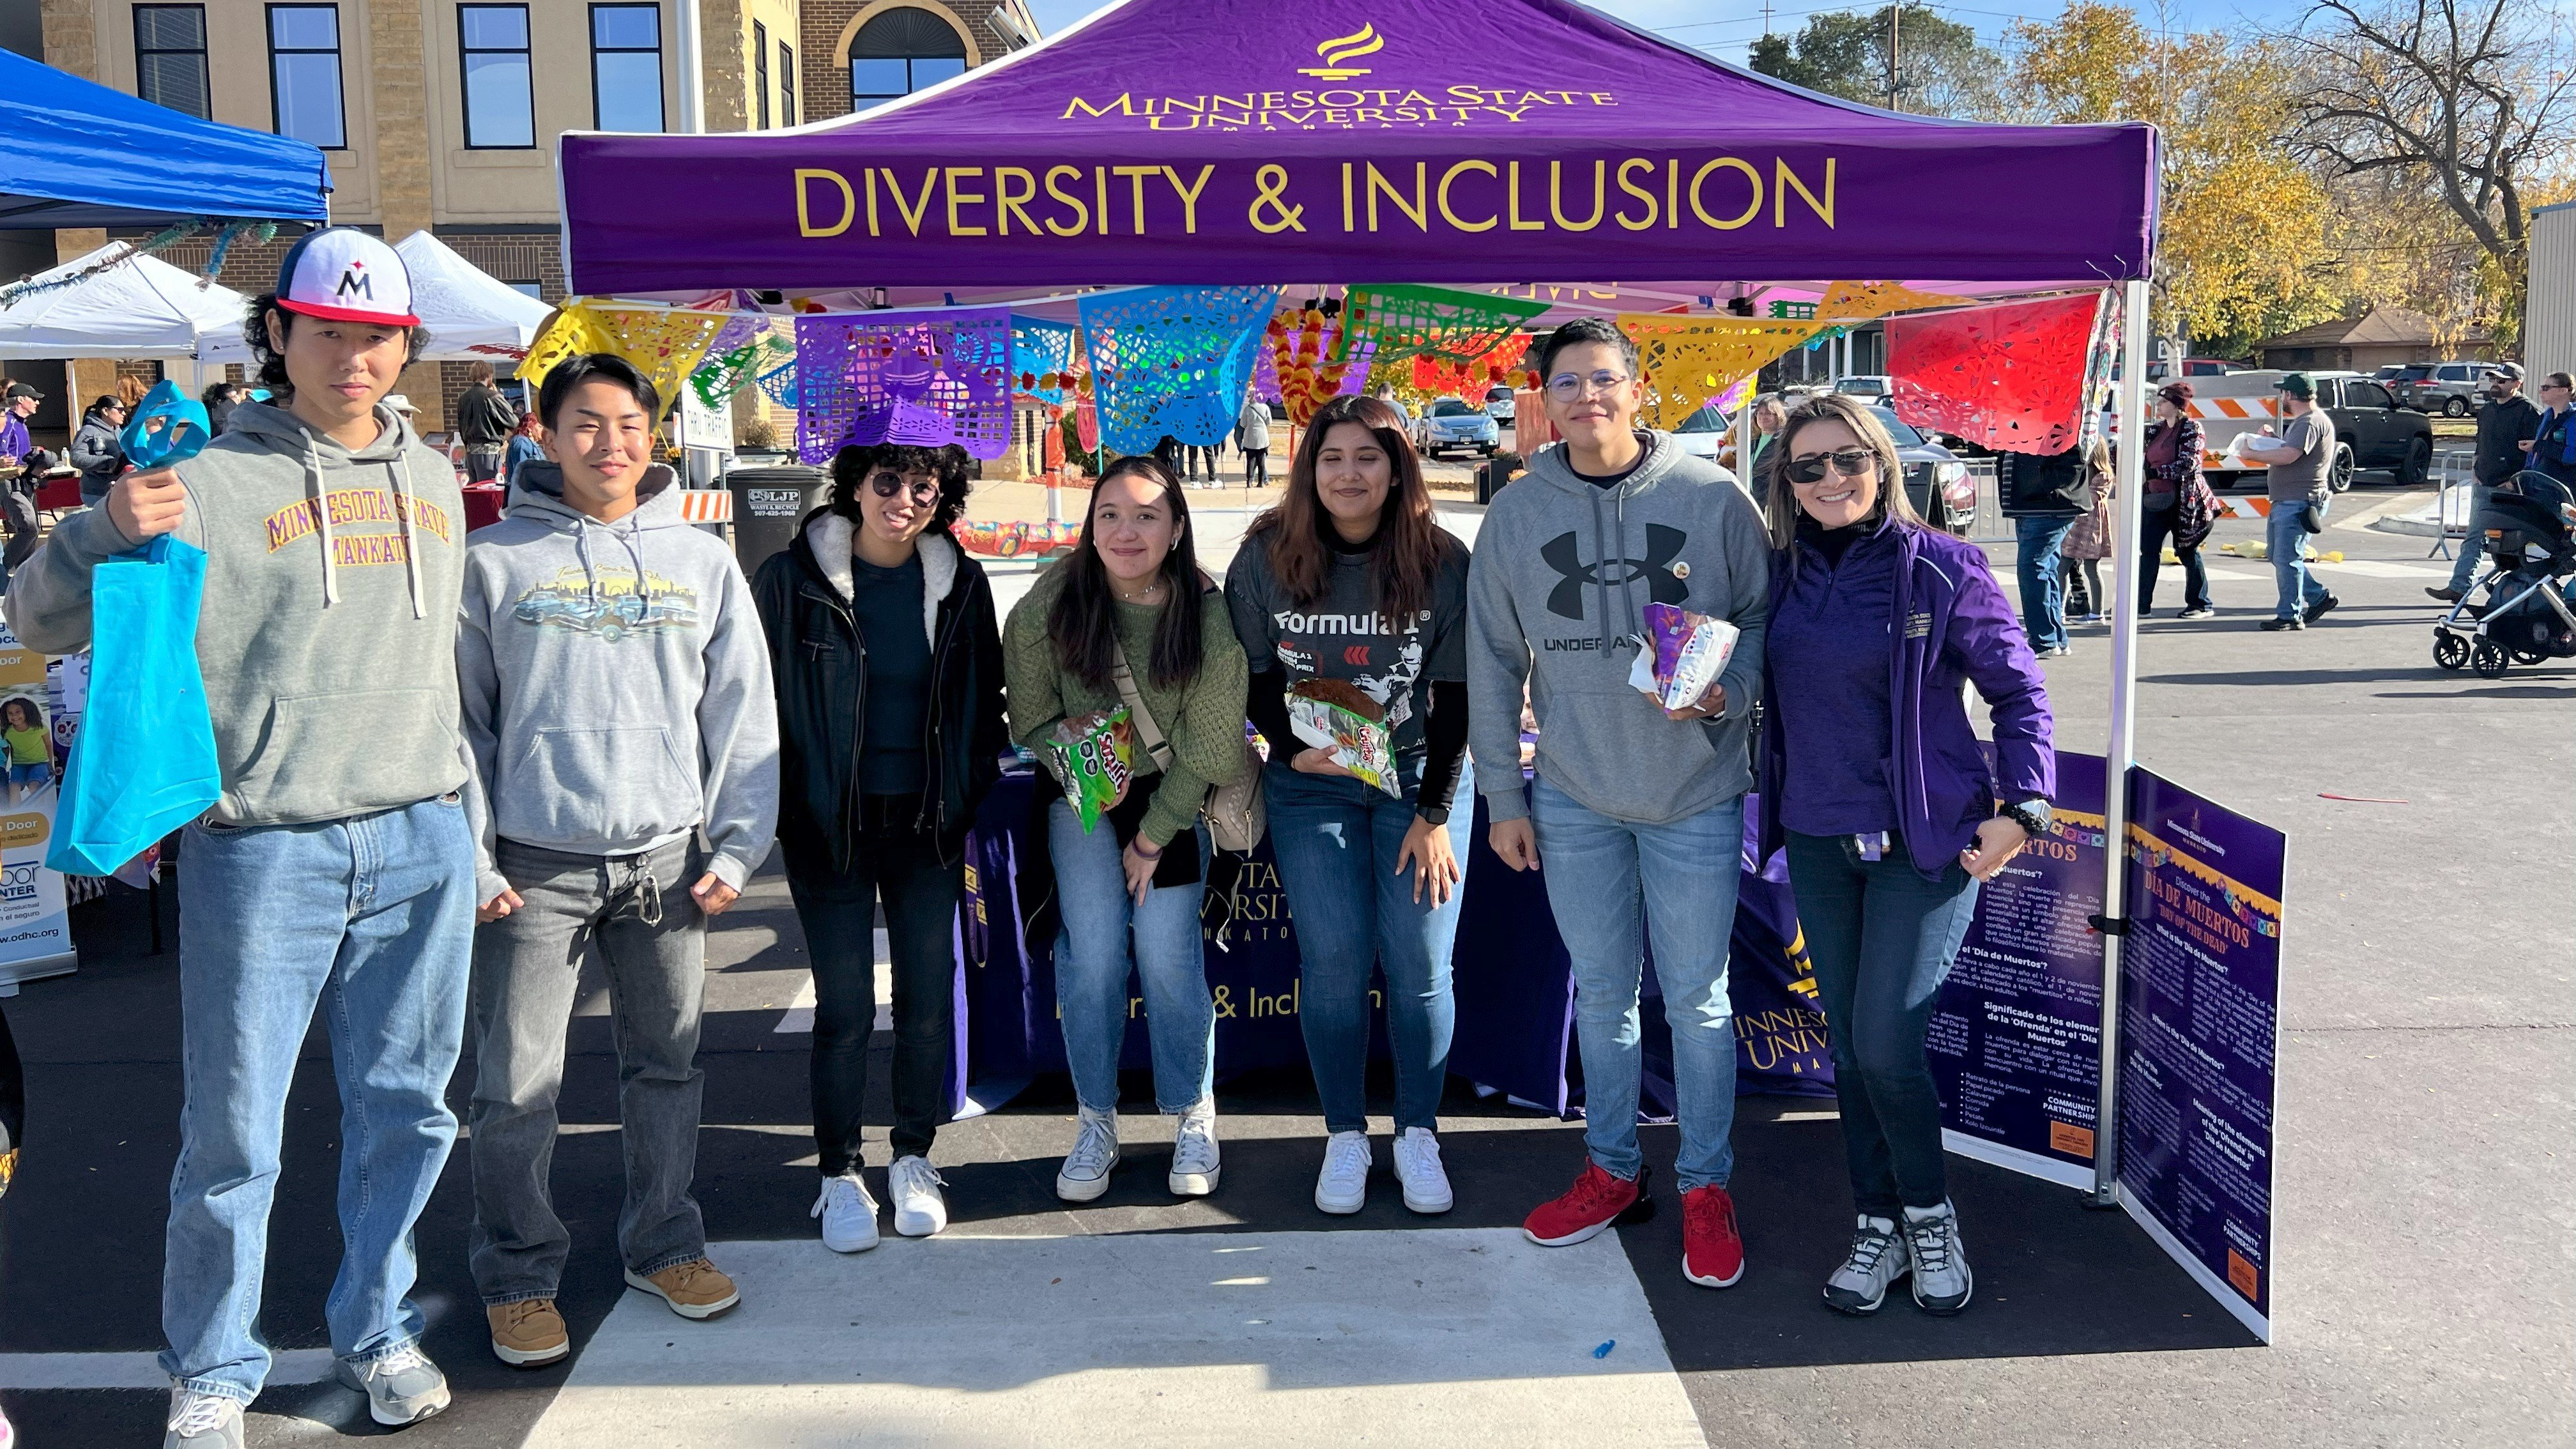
1961, 458, 2009, 543
2431, 447, 2477, 559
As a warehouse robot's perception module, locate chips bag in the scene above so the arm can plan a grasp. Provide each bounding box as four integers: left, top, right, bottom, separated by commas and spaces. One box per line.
1045, 707, 1136, 832
1288, 680, 1400, 797
1628, 602, 1740, 712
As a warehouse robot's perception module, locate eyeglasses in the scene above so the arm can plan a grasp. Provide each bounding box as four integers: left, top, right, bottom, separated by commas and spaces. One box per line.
1784, 448, 1876, 485
868, 473, 940, 503
1545, 371, 1633, 402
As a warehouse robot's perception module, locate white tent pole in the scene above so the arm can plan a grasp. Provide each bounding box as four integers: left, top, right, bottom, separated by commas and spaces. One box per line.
2092, 275, 2150, 1205
674, 0, 706, 134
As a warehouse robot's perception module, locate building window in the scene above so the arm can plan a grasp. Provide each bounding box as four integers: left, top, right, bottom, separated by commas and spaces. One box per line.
848, 6, 966, 112
134, 5, 211, 119
590, 4, 663, 132
779, 42, 795, 125
459, 4, 534, 148
753, 20, 769, 128
266, 4, 346, 149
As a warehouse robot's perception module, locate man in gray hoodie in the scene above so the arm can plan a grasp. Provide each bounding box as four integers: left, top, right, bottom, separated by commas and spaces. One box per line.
6, 227, 470, 1446
456, 353, 778, 1368
1466, 318, 1770, 1291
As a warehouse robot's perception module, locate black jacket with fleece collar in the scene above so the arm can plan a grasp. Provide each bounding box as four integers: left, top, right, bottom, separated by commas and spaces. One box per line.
752, 509, 1008, 873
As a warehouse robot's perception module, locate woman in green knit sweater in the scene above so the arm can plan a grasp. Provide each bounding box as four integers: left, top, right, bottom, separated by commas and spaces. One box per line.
1004, 456, 1249, 1204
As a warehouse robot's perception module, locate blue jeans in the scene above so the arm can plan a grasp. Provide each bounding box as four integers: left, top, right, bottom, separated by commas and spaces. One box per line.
2267, 503, 2331, 620
1264, 754, 1475, 1134
1782, 831, 1981, 1216
2446, 484, 2493, 591
164, 795, 476, 1402
1048, 800, 1215, 1114
1529, 776, 1743, 1190
2014, 516, 2076, 651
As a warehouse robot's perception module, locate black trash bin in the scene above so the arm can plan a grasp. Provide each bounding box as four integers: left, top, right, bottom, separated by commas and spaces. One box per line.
726, 464, 831, 576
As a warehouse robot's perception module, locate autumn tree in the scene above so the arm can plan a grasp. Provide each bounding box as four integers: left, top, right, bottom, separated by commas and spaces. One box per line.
1749, 4, 2000, 118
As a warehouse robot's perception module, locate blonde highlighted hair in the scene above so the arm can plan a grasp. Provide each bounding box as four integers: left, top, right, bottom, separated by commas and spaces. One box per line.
1760, 392, 1926, 550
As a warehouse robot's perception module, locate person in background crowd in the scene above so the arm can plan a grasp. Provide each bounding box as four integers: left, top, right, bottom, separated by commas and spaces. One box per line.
502, 411, 543, 492
69, 394, 127, 505
1237, 396, 1273, 486
1749, 394, 1789, 500
1004, 456, 1247, 1206
1756, 392, 2053, 1318
199, 381, 243, 438
116, 374, 149, 410
2522, 372, 2576, 489
1152, 433, 1184, 483
1997, 441, 2090, 657
8, 227, 467, 1447
1227, 394, 1473, 1216
454, 361, 520, 485
2057, 440, 2114, 624
2239, 374, 2341, 632
1466, 317, 1770, 1290
755, 441, 1003, 1253
2430, 364, 2538, 604
0, 382, 50, 581
2139, 381, 2215, 618
456, 353, 779, 1368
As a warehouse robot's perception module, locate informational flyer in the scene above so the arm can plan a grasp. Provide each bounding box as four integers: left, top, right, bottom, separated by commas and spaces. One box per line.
0, 622, 73, 985
1931, 749, 2109, 1190
2117, 767, 2283, 1341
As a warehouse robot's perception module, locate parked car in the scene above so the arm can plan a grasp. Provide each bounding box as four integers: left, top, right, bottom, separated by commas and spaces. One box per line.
1483, 384, 1515, 429
1668, 404, 1741, 475
1413, 396, 1499, 458
2187, 370, 2433, 491
1834, 374, 1894, 404
2391, 360, 2495, 417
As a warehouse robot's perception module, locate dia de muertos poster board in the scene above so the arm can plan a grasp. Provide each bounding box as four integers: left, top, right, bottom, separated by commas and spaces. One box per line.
0, 622, 73, 985
2117, 766, 2283, 1341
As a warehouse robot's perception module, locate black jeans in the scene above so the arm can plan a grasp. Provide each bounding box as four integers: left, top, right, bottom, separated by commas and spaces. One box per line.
785, 798, 962, 1172
1784, 830, 1981, 1216
1243, 447, 1268, 486
2138, 503, 2210, 611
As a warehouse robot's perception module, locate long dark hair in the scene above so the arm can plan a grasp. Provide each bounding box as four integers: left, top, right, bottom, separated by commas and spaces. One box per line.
1048, 454, 1205, 690
240, 293, 427, 399
0, 698, 35, 731
1249, 394, 1446, 624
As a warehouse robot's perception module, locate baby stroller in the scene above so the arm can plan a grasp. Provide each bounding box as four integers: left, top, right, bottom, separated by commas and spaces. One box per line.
2433, 470, 2576, 678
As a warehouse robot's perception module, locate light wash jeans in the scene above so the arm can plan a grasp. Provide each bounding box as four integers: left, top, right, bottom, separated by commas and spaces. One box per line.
2445, 483, 2493, 592
2267, 503, 2331, 621
1529, 776, 1743, 1190
164, 795, 475, 1403
1048, 800, 1215, 1115
1264, 754, 1474, 1134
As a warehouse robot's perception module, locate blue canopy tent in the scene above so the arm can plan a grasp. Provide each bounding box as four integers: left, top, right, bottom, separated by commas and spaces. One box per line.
0, 47, 330, 229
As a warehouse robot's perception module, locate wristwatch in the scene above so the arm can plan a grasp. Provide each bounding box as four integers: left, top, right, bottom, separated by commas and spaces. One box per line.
1417, 805, 1452, 827
1998, 799, 2051, 836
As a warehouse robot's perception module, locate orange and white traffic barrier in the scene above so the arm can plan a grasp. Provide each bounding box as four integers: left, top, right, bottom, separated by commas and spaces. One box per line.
2191, 396, 2280, 422
676, 489, 733, 523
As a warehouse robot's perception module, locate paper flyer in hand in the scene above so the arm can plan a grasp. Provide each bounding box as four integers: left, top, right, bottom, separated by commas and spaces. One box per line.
1288, 680, 1400, 797
1627, 602, 1739, 712
1046, 706, 1135, 832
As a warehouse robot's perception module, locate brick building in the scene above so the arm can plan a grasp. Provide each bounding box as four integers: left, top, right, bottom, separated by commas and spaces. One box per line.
3, 0, 1038, 436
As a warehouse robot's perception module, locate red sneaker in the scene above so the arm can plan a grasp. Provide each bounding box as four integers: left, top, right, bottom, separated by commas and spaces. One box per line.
1681, 1184, 1745, 1287
1522, 1162, 1654, 1246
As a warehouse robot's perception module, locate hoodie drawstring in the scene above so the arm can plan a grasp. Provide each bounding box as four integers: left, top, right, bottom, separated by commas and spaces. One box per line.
306, 437, 338, 607
392, 459, 425, 620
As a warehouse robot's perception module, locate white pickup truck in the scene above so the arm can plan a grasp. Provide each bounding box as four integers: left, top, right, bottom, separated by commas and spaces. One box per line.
2173, 369, 2434, 492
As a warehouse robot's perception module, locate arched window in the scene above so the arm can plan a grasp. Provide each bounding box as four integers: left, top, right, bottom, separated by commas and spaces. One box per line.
849, 7, 967, 111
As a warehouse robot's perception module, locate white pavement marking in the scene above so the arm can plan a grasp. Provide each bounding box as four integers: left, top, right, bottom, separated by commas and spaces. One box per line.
523, 1230, 1701, 1449
0, 1349, 335, 1390
772, 929, 889, 1035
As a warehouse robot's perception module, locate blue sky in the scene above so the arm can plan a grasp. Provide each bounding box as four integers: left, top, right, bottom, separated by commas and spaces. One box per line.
1020, 0, 2313, 65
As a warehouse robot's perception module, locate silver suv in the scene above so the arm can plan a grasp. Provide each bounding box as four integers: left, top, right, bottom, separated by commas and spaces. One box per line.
2393, 361, 2496, 417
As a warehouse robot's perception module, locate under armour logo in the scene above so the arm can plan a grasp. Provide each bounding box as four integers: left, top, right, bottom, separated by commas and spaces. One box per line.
335, 264, 374, 300
1540, 525, 1689, 620
1342, 645, 1370, 666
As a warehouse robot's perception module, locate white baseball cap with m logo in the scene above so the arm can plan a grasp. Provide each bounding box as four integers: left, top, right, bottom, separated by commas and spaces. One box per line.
272, 226, 420, 327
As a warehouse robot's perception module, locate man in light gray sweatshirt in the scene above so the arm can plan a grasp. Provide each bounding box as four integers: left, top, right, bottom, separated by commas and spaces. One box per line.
1466, 318, 1770, 1291
455, 354, 778, 1369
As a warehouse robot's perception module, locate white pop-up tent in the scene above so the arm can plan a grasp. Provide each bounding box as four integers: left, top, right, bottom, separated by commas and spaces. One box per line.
0, 243, 251, 362
392, 231, 553, 361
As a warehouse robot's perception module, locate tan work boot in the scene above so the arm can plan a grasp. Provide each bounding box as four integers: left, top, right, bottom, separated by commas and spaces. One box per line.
622, 1257, 741, 1320
487, 1299, 569, 1368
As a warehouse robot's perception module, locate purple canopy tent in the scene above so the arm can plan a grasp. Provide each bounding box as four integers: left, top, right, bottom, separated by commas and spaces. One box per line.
558, 0, 2168, 1230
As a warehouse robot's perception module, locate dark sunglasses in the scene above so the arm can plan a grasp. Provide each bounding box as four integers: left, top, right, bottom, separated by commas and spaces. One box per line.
868, 472, 939, 503
1784, 448, 1876, 485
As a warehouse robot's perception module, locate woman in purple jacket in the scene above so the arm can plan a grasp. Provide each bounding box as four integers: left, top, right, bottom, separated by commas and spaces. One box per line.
1755, 394, 2054, 1320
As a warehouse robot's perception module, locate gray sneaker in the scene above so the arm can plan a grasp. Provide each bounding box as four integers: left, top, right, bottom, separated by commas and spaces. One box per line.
164, 1388, 243, 1449
1821, 1215, 1910, 1315
334, 1342, 451, 1426
1903, 1200, 1974, 1315
1055, 1105, 1121, 1202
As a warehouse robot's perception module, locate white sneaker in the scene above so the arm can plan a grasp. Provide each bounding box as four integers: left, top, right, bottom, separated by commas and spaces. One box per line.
1170, 1097, 1222, 1197
1821, 1215, 1910, 1315
333, 1342, 450, 1426
164, 1388, 243, 1449
1391, 1126, 1453, 1214
1056, 1106, 1120, 1202
889, 1154, 949, 1237
1314, 1130, 1372, 1214
811, 1171, 881, 1253
1903, 1200, 1974, 1314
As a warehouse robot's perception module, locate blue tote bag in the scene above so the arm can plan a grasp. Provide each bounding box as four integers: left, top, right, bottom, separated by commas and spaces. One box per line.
47, 535, 221, 877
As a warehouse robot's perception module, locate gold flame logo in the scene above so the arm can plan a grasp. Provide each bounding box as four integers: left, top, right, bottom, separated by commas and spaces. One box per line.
1299, 24, 1384, 80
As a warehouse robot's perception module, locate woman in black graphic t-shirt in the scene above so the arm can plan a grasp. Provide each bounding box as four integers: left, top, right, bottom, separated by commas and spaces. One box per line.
1225, 392, 1473, 1219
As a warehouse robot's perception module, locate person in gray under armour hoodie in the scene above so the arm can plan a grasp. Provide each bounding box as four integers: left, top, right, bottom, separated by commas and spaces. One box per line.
453, 353, 778, 1358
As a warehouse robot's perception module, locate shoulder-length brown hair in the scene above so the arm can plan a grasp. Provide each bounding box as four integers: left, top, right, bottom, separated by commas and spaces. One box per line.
1761, 392, 1927, 550
1247, 393, 1445, 622
1048, 454, 1207, 691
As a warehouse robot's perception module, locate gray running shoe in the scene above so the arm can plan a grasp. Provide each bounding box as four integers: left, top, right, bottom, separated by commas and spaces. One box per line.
164, 1388, 243, 1449
1821, 1215, 1910, 1315
1903, 1200, 1974, 1315
334, 1342, 451, 1425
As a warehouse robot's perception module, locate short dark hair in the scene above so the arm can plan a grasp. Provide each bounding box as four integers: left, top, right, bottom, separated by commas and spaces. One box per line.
536, 352, 662, 433
829, 441, 974, 533
241, 293, 429, 397
1531, 317, 1639, 383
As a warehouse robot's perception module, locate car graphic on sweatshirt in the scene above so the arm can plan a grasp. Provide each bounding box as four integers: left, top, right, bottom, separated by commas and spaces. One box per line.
510, 569, 700, 642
